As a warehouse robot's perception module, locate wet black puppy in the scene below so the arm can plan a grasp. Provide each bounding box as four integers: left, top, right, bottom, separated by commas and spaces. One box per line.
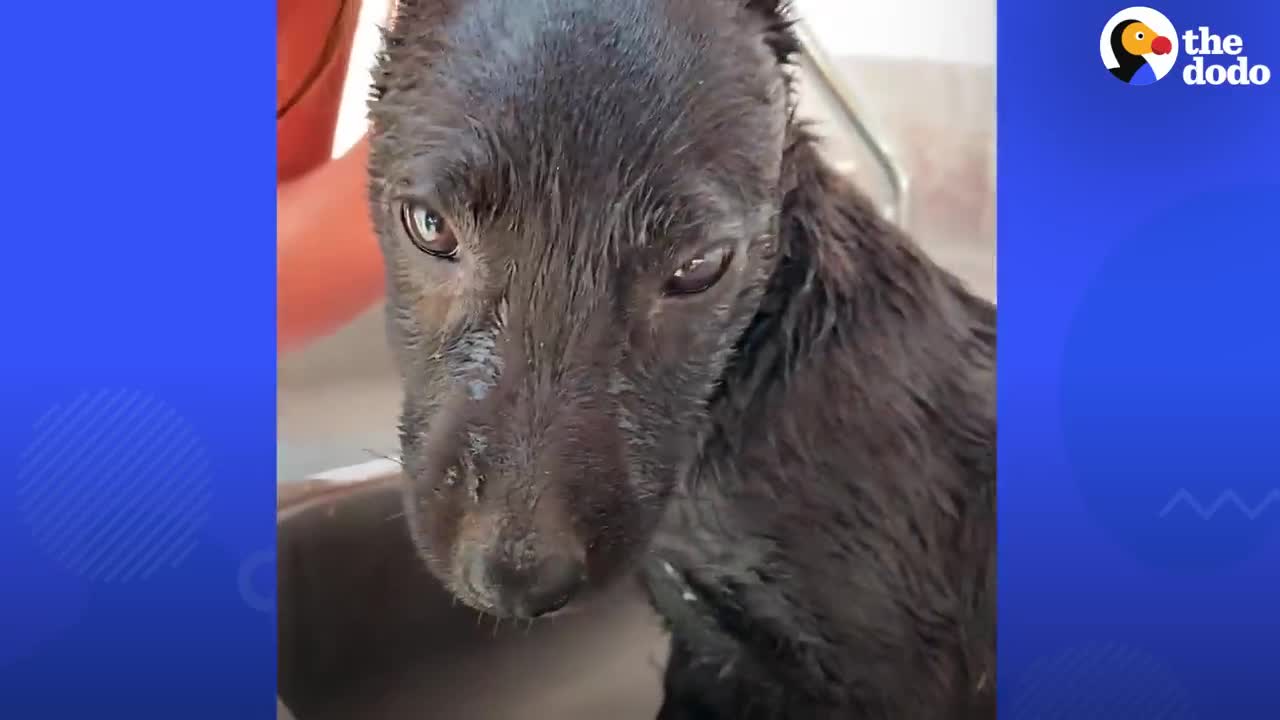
369, 0, 996, 717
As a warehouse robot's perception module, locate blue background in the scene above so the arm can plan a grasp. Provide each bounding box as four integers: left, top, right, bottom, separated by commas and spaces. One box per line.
0, 0, 1276, 718
0, 2, 276, 717
1002, 1, 1280, 717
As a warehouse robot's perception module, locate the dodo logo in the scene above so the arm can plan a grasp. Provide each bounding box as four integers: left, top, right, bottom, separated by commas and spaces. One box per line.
1101, 7, 1177, 85
1102, 7, 1272, 87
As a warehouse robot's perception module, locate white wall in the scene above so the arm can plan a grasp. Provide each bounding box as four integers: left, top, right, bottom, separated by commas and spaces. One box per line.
795, 0, 995, 66
334, 0, 391, 157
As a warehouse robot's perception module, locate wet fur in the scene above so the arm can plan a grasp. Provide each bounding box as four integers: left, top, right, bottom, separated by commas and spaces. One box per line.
368, 0, 995, 717
644, 141, 996, 719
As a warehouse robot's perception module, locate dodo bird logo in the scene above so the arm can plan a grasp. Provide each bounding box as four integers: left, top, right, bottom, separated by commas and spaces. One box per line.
1101, 7, 1178, 85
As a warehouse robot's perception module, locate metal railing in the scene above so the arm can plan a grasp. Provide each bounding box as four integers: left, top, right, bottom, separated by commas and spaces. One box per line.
793, 18, 910, 228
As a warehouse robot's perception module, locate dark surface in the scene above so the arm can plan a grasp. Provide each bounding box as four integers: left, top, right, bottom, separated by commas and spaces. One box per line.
278, 478, 667, 720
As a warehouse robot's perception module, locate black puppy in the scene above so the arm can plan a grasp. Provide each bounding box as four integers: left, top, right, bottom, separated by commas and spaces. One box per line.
369, 0, 996, 717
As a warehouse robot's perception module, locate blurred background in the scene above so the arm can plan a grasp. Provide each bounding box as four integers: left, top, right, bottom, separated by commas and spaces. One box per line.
278, 0, 996, 483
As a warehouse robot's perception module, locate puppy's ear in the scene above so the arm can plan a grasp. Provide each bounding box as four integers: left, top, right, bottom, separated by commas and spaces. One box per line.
741, 0, 800, 65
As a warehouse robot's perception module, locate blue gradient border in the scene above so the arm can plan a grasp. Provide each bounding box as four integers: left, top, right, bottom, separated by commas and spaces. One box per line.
0, 3, 276, 717
2, 0, 1278, 717
1001, 1, 1280, 718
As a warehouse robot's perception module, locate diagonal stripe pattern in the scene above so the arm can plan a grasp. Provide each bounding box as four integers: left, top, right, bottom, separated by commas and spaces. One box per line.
1009, 642, 1196, 719
16, 388, 213, 582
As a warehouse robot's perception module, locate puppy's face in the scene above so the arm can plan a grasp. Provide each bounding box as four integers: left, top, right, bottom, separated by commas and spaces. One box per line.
369, 0, 791, 618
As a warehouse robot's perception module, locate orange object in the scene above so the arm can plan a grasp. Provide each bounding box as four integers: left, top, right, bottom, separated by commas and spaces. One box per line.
277, 0, 386, 353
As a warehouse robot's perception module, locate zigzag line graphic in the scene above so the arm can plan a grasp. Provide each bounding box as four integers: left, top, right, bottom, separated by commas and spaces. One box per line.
1158, 489, 1280, 520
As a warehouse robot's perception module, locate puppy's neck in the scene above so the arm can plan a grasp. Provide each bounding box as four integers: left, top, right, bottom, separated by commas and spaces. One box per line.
706, 127, 994, 466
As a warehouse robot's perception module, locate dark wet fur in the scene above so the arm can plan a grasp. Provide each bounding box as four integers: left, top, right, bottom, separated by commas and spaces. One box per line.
368, 0, 995, 717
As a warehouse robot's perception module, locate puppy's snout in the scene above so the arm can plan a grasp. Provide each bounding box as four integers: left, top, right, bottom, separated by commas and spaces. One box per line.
458, 529, 586, 619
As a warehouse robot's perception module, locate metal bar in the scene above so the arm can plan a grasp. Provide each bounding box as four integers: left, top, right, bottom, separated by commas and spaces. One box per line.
792, 17, 910, 227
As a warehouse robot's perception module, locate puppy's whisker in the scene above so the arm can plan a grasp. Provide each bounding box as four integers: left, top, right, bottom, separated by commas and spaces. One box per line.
360, 448, 404, 465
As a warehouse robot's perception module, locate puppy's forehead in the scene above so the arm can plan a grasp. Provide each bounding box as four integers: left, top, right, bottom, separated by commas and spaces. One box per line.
377, 0, 786, 197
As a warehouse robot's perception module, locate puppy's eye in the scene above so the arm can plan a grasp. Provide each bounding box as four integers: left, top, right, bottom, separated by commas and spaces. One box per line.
664, 245, 734, 296
400, 203, 459, 259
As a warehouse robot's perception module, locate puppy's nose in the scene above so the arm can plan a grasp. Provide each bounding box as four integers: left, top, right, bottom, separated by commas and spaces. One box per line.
463, 545, 586, 618
496, 552, 586, 617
